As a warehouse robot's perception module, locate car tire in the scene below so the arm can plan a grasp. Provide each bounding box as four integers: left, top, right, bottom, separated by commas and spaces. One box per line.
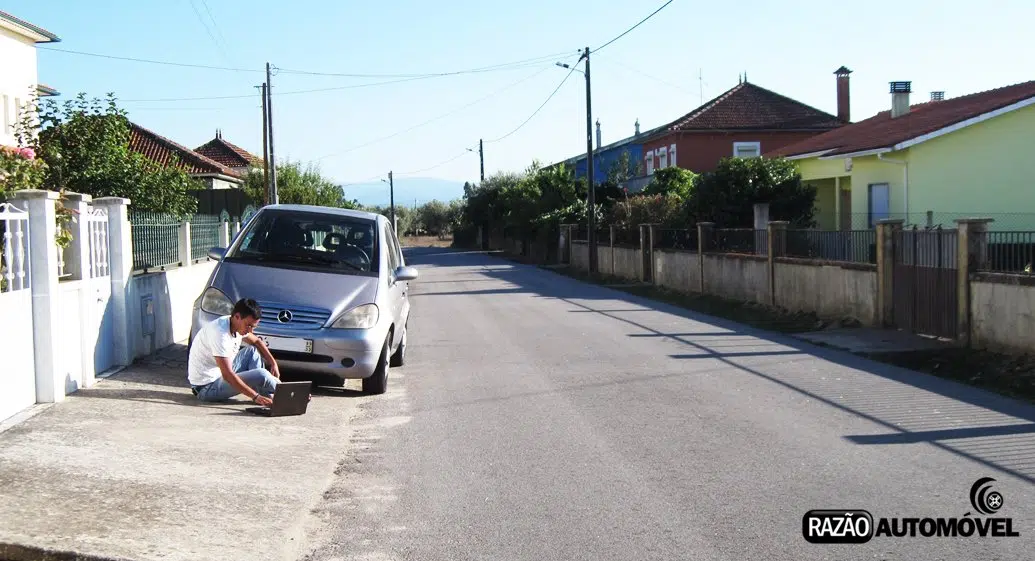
389, 324, 406, 367
362, 337, 390, 395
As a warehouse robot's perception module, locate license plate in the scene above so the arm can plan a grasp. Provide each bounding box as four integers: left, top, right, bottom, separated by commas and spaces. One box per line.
259, 335, 313, 353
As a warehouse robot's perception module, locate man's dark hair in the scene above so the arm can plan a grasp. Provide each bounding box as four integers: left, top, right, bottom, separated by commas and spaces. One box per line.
232, 298, 262, 320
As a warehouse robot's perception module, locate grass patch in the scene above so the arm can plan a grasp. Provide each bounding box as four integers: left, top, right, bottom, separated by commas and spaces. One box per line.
400, 235, 455, 248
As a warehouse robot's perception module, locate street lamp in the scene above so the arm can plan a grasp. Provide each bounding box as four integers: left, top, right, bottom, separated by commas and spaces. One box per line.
557, 49, 596, 273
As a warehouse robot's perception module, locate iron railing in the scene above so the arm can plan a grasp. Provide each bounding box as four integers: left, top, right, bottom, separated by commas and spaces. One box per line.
656, 228, 697, 251
783, 229, 877, 264
711, 228, 767, 255
613, 226, 640, 247
190, 214, 222, 262
129, 211, 181, 272
983, 231, 1035, 274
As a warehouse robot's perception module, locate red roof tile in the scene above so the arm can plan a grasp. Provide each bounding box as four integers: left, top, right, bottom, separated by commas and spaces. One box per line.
653, 81, 844, 135
766, 80, 1035, 158
129, 123, 243, 179
195, 134, 263, 168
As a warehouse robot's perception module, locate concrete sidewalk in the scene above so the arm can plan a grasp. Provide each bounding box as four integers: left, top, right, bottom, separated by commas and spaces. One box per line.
0, 343, 369, 561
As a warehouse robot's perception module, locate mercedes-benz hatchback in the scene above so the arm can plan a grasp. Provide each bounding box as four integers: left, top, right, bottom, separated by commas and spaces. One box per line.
189, 204, 417, 394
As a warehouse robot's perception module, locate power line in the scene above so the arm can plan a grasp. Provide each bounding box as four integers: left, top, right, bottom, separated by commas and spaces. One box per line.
37, 46, 260, 73
593, 0, 675, 53
395, 149, 474, 176
484, 61, 579, 144
37, 45, 577, 80
119, 75, 438, 102
278, 51, 576, 78
594, 51, 693, 95
314, 66, 551, 162
188, 0, 231, 63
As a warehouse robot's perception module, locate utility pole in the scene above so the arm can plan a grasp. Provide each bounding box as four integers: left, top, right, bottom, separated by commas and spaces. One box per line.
583, 46, 597, 273
259, 83, 270, 206
388, 171, 396, 231
266, 62, 279, 204
479, 138, 485, 183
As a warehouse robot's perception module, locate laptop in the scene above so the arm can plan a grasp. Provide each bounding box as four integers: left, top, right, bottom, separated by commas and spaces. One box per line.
246, 381, 312, 417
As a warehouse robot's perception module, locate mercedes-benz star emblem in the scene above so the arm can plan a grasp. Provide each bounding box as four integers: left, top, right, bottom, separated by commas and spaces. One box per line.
277, 310, 292, 323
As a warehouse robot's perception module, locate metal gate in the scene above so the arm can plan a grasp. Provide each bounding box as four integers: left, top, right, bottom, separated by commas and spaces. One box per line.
892, 226, 958, 339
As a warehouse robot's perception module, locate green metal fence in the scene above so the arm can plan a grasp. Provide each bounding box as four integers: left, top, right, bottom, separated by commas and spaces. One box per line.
129, 211, 181, 272
190, 214, 222, 262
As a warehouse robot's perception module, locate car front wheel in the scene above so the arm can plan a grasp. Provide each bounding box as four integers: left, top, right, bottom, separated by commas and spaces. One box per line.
362, 337, 390, 395
390, 324, 406, 367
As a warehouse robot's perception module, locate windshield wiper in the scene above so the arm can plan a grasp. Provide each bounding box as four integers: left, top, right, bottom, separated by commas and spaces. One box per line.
258, 252, 366, 271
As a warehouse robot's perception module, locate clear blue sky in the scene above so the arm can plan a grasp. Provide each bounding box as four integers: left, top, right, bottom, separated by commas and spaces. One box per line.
13, 0, 1034, 195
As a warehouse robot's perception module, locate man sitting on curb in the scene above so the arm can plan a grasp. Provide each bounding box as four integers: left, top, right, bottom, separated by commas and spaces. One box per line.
187, 298, 281, 405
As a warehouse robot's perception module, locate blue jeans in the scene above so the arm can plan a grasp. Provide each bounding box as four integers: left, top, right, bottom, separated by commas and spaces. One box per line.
194, 345, 278, 402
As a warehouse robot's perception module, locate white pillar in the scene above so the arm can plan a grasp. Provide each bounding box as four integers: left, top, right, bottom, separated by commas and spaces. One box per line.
12, 190, 64, 403
218, 220, 230, 248
94, 197, 133, 367
178, 221, 192, 266
233, 221, 241, 237
63, 193, 92, 280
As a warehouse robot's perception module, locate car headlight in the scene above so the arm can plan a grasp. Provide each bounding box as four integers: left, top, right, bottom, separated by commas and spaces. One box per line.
200, 287, 234, 316
331, 303, 379, 329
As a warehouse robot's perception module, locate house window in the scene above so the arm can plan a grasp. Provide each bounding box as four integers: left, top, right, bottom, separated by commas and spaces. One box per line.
669, 144, 677, 167
657, 146, 668, 169
733, 141, 761, 158
868, 183, 891, 228
645, 151, 655, 175
2, 95, 9, 135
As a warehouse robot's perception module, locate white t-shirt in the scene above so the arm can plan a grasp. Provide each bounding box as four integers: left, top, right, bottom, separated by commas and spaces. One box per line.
187, 315, 243, 386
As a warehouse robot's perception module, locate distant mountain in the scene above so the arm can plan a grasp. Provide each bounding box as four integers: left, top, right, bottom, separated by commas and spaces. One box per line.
340, 177, 467, 208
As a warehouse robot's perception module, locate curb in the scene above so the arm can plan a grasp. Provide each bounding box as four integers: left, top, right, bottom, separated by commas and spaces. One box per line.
0, 543, 138, 561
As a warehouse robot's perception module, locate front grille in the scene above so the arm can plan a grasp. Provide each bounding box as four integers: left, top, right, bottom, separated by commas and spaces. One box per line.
257, 300, 331, 329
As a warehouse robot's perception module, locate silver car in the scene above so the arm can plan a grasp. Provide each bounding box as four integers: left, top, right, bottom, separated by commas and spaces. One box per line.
189, 204, 418, 394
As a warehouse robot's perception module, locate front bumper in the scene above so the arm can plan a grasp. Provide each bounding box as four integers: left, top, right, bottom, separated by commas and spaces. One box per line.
190, 306, 387, 381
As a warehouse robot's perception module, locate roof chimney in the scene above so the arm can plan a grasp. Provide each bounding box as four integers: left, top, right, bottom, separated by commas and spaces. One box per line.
595, 119, 601, 149
834, 66, 852, 123
890, 81, 911, 118
216, 128, 221, 139
930, 91, 945, 102
635, 118, 640, 135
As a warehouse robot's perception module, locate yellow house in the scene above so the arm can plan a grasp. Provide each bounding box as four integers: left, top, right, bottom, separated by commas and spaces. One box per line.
767, 79, 1035, 231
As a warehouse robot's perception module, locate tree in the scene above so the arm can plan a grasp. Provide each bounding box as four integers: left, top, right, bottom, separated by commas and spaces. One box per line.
642, 166, 697, 199
242, 160, 359, 210
28, 92, 200, 216
685, 156, 817, 228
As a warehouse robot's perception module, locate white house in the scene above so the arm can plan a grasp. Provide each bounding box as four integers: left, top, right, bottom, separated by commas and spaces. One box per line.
0, 9, 59, 147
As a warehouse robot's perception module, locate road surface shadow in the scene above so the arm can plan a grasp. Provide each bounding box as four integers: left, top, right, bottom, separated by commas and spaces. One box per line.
402, 246, 1035, 485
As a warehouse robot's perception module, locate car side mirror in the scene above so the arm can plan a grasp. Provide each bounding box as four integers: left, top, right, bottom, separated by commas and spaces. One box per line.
208, 247, 226, 260
395, 266, 418, 281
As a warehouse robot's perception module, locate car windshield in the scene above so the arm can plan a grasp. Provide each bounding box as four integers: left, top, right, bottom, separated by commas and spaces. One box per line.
226, 209, 379, 275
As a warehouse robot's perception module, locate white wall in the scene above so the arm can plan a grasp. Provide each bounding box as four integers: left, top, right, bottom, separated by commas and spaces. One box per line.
0, 290, 35, 423
128, 261, 216, 359
0, 26, 38, 146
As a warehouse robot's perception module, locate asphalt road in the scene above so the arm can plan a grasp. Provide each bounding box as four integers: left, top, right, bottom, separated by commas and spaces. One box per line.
301, 247, 1035, 561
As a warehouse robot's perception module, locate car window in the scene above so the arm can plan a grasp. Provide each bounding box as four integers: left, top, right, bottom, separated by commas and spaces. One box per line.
227, 209, 379, 275
388, 222, 404, 267
384, 223, 399, 272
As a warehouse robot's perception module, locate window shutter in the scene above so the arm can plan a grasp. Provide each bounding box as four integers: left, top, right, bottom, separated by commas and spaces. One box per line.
645, 151, 655, 175
669, 144, 677, 167
658, 146, 668, 169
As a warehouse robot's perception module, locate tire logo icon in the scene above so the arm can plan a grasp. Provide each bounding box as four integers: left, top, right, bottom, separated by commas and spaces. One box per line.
970, 477, 1003, 515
